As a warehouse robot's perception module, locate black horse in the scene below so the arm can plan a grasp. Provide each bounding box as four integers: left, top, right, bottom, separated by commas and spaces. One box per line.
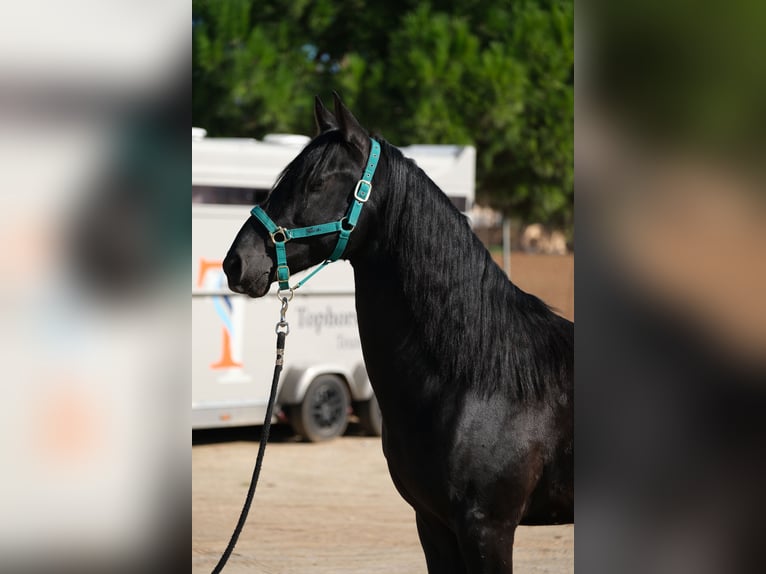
224, 94, 573, 573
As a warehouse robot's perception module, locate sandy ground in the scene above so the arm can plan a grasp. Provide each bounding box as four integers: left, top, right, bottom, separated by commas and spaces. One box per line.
192, 425, 573, 574
495, 253, 574, 322
193, 254, 574, 573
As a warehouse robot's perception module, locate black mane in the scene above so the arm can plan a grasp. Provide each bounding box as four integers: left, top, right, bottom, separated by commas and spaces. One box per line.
375, 138, 573, 401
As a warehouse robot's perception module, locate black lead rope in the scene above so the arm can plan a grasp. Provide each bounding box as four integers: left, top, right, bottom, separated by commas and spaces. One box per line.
211, 297, 290, 574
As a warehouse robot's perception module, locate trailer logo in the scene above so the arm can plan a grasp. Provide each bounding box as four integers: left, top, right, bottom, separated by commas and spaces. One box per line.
296, 306, 357, 334
197, 259, 245, 372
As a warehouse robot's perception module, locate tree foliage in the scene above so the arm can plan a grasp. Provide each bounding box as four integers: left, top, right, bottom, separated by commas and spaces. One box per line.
193, 0, 573, 233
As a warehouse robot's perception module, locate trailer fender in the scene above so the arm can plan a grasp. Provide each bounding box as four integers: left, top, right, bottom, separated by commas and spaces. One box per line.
278, 363, 372, 405
350, 363, 374, 402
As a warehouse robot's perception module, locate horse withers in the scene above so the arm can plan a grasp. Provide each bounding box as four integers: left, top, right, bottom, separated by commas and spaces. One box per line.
224, 93, 573, 573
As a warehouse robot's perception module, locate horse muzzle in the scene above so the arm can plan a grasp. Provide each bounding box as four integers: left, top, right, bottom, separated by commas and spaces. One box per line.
223, 249, 272, 298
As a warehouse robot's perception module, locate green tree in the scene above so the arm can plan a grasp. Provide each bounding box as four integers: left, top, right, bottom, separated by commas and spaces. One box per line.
193, 0, 573, 236
192, 0, 318, 136
475, 0, 574, 231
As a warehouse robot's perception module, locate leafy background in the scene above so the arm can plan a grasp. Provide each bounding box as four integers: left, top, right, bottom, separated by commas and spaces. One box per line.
193, 0, 573, 238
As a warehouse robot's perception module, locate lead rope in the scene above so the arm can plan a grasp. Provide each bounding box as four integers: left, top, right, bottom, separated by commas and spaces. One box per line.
211, 291, 292, 574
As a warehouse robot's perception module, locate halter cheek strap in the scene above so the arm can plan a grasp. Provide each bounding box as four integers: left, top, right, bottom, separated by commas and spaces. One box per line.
251, 137, 381, 293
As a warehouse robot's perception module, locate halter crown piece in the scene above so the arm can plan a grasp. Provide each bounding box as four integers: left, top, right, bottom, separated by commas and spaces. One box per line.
250, 137, 381, 295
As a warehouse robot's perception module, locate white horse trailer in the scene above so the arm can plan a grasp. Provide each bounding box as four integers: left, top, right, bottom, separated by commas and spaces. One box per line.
192, 128, 475, 440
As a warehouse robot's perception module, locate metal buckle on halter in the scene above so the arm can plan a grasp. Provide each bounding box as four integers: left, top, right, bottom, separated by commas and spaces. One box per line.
276, 264, 290, 281
353, 179, 372, 203
270, 227, 288, 244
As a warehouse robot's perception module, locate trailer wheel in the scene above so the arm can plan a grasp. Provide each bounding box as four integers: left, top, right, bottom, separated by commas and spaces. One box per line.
289, 375, 350, 442
355, 395, 383, 437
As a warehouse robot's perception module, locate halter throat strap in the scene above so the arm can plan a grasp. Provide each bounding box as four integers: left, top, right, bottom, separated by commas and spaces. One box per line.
251, 137, 381, 293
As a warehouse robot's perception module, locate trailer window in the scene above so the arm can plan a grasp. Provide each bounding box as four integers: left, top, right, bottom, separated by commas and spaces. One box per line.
192, 185, 270, 205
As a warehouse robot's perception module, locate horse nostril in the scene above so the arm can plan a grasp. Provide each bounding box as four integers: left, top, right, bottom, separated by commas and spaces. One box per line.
223, 251, 242, 285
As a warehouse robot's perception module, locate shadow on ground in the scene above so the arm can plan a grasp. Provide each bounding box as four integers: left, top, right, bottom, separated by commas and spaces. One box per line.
192, 421, 371, 445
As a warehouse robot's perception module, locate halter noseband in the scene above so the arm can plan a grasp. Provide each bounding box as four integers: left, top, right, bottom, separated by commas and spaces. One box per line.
250, 137, 381, 295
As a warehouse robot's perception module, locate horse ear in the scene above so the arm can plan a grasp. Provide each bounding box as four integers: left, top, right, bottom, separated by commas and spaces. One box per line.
314, 95, 338, 134
332, 91, 370, 157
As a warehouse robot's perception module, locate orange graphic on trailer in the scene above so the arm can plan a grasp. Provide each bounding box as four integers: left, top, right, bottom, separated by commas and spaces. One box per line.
197, 258, 243, 369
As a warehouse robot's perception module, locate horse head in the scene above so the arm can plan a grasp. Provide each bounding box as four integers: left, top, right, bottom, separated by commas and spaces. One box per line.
223, 93, 374, 297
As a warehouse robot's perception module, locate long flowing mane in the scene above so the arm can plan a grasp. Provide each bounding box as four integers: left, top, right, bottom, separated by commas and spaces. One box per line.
374, 138, 573, 401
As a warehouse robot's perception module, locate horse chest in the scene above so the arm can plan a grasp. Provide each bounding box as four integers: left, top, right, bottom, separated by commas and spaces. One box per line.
381, 419, 455, 517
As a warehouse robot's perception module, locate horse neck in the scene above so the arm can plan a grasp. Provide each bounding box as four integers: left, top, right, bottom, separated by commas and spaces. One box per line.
376, 153, 504, 322
350, 151, 514, 403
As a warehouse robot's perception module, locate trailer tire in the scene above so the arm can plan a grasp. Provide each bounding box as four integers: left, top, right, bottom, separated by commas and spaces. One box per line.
288, 375, 350, 442
355, 395, 383, 437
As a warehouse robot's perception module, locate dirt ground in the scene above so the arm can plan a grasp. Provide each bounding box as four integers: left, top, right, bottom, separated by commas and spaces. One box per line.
193, 425, 573, 574
193, 254, 575, 573
493, 252, 574, 322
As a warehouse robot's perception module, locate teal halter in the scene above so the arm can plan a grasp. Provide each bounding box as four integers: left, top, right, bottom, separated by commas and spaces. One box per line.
250, 137, 381, 295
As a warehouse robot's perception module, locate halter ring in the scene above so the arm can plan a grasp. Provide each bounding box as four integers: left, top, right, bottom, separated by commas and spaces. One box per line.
270, 228, 288, 244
